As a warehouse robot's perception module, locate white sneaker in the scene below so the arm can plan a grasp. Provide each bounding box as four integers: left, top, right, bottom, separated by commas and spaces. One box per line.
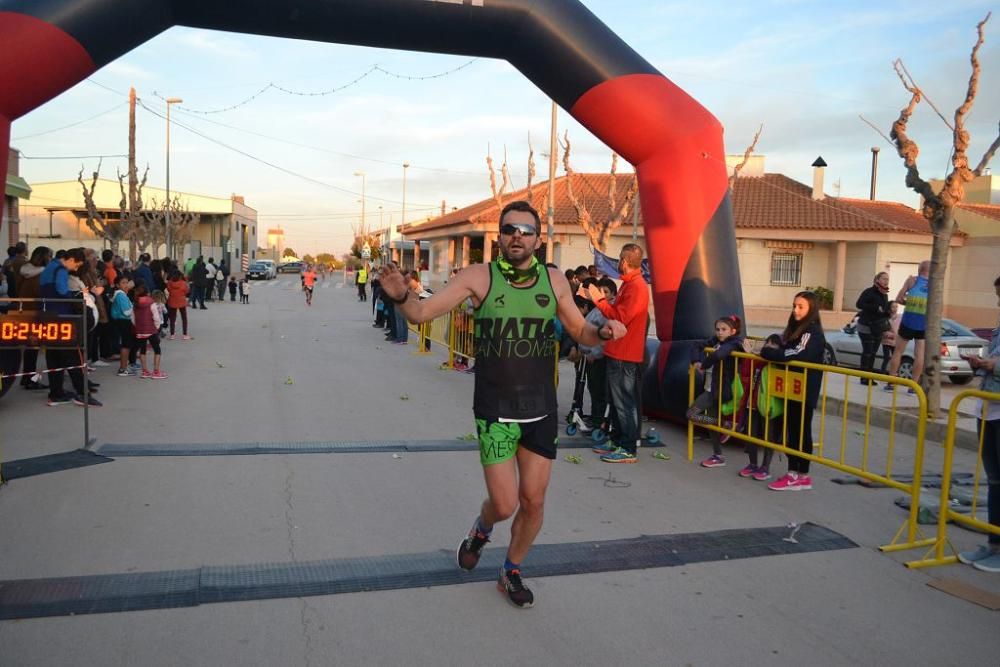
93, 359, 111, 367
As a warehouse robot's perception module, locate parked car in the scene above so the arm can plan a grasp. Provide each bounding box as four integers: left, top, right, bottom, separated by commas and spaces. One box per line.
247, 262, 272, 280
278, 261, 304, 273
257, 259, 277, 279
824, 315, 989, 384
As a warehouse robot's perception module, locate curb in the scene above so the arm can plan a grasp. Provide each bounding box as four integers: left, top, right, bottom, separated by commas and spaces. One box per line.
822, 397, 980, 452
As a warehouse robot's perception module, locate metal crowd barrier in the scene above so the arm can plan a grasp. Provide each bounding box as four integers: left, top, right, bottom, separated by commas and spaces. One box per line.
0, 297, 94, 481
687, 349, 933, 552
905, 389, 1000, 569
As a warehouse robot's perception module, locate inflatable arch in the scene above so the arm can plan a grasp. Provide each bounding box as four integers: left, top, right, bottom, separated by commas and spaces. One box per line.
0, 0, 743, 413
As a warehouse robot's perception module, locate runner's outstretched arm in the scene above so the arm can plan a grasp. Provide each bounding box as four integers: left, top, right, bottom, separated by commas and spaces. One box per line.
379, 264, 481, 323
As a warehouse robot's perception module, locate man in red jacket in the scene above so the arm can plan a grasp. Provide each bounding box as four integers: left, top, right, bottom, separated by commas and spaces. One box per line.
587, 243, 649, 463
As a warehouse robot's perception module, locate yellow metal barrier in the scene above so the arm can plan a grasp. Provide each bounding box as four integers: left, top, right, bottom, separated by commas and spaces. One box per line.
687, 350, 933, 552
905, 389, 1000, 569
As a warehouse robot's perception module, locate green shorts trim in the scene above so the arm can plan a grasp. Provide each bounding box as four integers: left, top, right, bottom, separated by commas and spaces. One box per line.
475, 414, 558, 466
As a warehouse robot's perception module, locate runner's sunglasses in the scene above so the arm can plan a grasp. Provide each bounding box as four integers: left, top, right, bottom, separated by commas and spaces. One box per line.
499, 222, 538, 236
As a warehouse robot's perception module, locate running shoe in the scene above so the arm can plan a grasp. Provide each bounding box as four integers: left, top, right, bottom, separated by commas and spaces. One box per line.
92, 359, 111, 367
47, 395, 73, 407
23, 380, 48, 391
701, 454, 726, 468
972, 553, 1000, 573
957, 545, 994, 565
592, 441, 616, 454
751, 467, 772, 482
183, 335, 192, 340
169, 334, 176, 340
73, 394, 103, 407
151, 370, 168, 380
497, 567, 534, 609
457, 523, 490, 571
738, 464, 757, 478
140, 370, 153, 379
768, 473, 810, 491
117, 368, 136, 377
600, 448, 637, 464
882, 384, 894, 392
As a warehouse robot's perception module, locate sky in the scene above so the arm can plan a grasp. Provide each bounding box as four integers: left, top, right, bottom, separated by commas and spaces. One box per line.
10, 0, 999, 257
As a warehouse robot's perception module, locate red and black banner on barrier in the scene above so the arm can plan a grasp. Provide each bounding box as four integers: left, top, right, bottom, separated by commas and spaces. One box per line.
0, 0, 742, 416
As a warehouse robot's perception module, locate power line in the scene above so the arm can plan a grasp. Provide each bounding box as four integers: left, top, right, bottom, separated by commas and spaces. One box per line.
138, 100, 436, 206
13, 102, 127, 141
19, 152, 128, 160
85, 78, 130, 97
158, 59, 478, 115
170, 106, 491, 177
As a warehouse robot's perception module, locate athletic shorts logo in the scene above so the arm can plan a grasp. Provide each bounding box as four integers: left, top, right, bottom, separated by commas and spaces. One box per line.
534, 294, 550, 308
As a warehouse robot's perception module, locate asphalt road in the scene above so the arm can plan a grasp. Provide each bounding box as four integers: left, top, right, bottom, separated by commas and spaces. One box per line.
0, 278, 997, 666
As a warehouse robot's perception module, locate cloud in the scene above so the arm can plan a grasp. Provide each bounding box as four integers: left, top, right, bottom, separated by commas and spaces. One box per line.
102, 61, 154, 81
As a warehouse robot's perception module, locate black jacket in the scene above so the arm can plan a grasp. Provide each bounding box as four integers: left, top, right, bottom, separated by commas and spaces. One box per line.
855, 286, 890, 325
692, 335, 745, 403
760, 322, 826, 408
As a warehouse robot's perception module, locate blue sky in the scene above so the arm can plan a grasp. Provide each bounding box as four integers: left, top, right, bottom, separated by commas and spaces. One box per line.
11, 0, 999, 255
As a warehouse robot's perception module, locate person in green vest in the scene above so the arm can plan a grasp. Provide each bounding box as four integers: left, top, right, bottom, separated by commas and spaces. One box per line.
356, 263, 369, 302
379, 200, 625, 609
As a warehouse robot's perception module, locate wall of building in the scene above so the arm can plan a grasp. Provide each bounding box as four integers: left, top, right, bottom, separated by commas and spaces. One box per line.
944, 238, 1000, 328
840, 241, 878, 310
737, 239, 831, 308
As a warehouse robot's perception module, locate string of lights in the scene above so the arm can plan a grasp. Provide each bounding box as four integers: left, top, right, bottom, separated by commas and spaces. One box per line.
157, 59, 478, 115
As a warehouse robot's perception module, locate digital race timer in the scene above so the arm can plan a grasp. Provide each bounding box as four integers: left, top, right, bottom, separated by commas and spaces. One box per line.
0, 312, 84, 348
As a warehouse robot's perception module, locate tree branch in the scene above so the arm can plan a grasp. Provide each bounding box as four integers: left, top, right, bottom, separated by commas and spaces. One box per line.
858, 115, 895, 148
973, 121, 1000, 176
890, 59, 941, 213
897, 59, 954, 131
940, 11, 991, 208
729, 123, 763, 189
561, 131, 598, 249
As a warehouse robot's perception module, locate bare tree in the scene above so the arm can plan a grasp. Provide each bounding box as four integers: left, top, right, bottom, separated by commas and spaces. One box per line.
888, 12, 998, 416
729, 124, 764, 189
78, 160, 129, 255
486, 145, 512, 210
561, 131, 639, 251
117, 164, 152, 255
141, 195, 199, 259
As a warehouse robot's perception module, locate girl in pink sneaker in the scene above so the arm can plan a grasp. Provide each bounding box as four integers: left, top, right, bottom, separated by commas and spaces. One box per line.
759, 292, 826, 491
133, 285, 167, 379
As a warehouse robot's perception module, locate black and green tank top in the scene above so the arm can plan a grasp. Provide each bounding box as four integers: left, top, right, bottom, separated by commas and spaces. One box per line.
473, 261, 558, 419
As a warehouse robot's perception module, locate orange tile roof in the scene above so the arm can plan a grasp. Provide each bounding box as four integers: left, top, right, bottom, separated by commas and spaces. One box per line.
733, 175, 933, 234
405, 172, 945, 237
402, 173, 639, 234
959, 202, 1000, 221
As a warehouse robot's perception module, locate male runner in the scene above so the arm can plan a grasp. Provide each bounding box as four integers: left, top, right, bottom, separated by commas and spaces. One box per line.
380, 200, 625, 608
302, 265, 317, 306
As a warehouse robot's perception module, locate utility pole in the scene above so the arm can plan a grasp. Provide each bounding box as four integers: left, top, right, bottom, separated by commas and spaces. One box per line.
546, 101, 557, 264
164, 96, 183, 259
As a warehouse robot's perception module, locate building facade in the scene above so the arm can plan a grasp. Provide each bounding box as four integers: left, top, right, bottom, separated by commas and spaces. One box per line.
18, 179, 258, 270
3, 149, 31, 247
397, 157, 998, 329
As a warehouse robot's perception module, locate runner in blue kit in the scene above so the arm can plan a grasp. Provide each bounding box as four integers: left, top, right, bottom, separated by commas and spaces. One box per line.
886, 260, 929, 392
379, 200, 625, 608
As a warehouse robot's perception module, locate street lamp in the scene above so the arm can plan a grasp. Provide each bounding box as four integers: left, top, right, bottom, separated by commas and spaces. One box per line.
354, 171, 366, 232
164, 97, 183, 260
400, 161, 409, 266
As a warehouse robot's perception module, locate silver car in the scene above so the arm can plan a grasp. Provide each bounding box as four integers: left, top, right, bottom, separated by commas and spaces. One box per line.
824, 316, 988, 384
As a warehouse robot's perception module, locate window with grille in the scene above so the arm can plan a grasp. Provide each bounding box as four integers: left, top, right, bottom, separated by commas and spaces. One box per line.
770, 253, 802, 286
